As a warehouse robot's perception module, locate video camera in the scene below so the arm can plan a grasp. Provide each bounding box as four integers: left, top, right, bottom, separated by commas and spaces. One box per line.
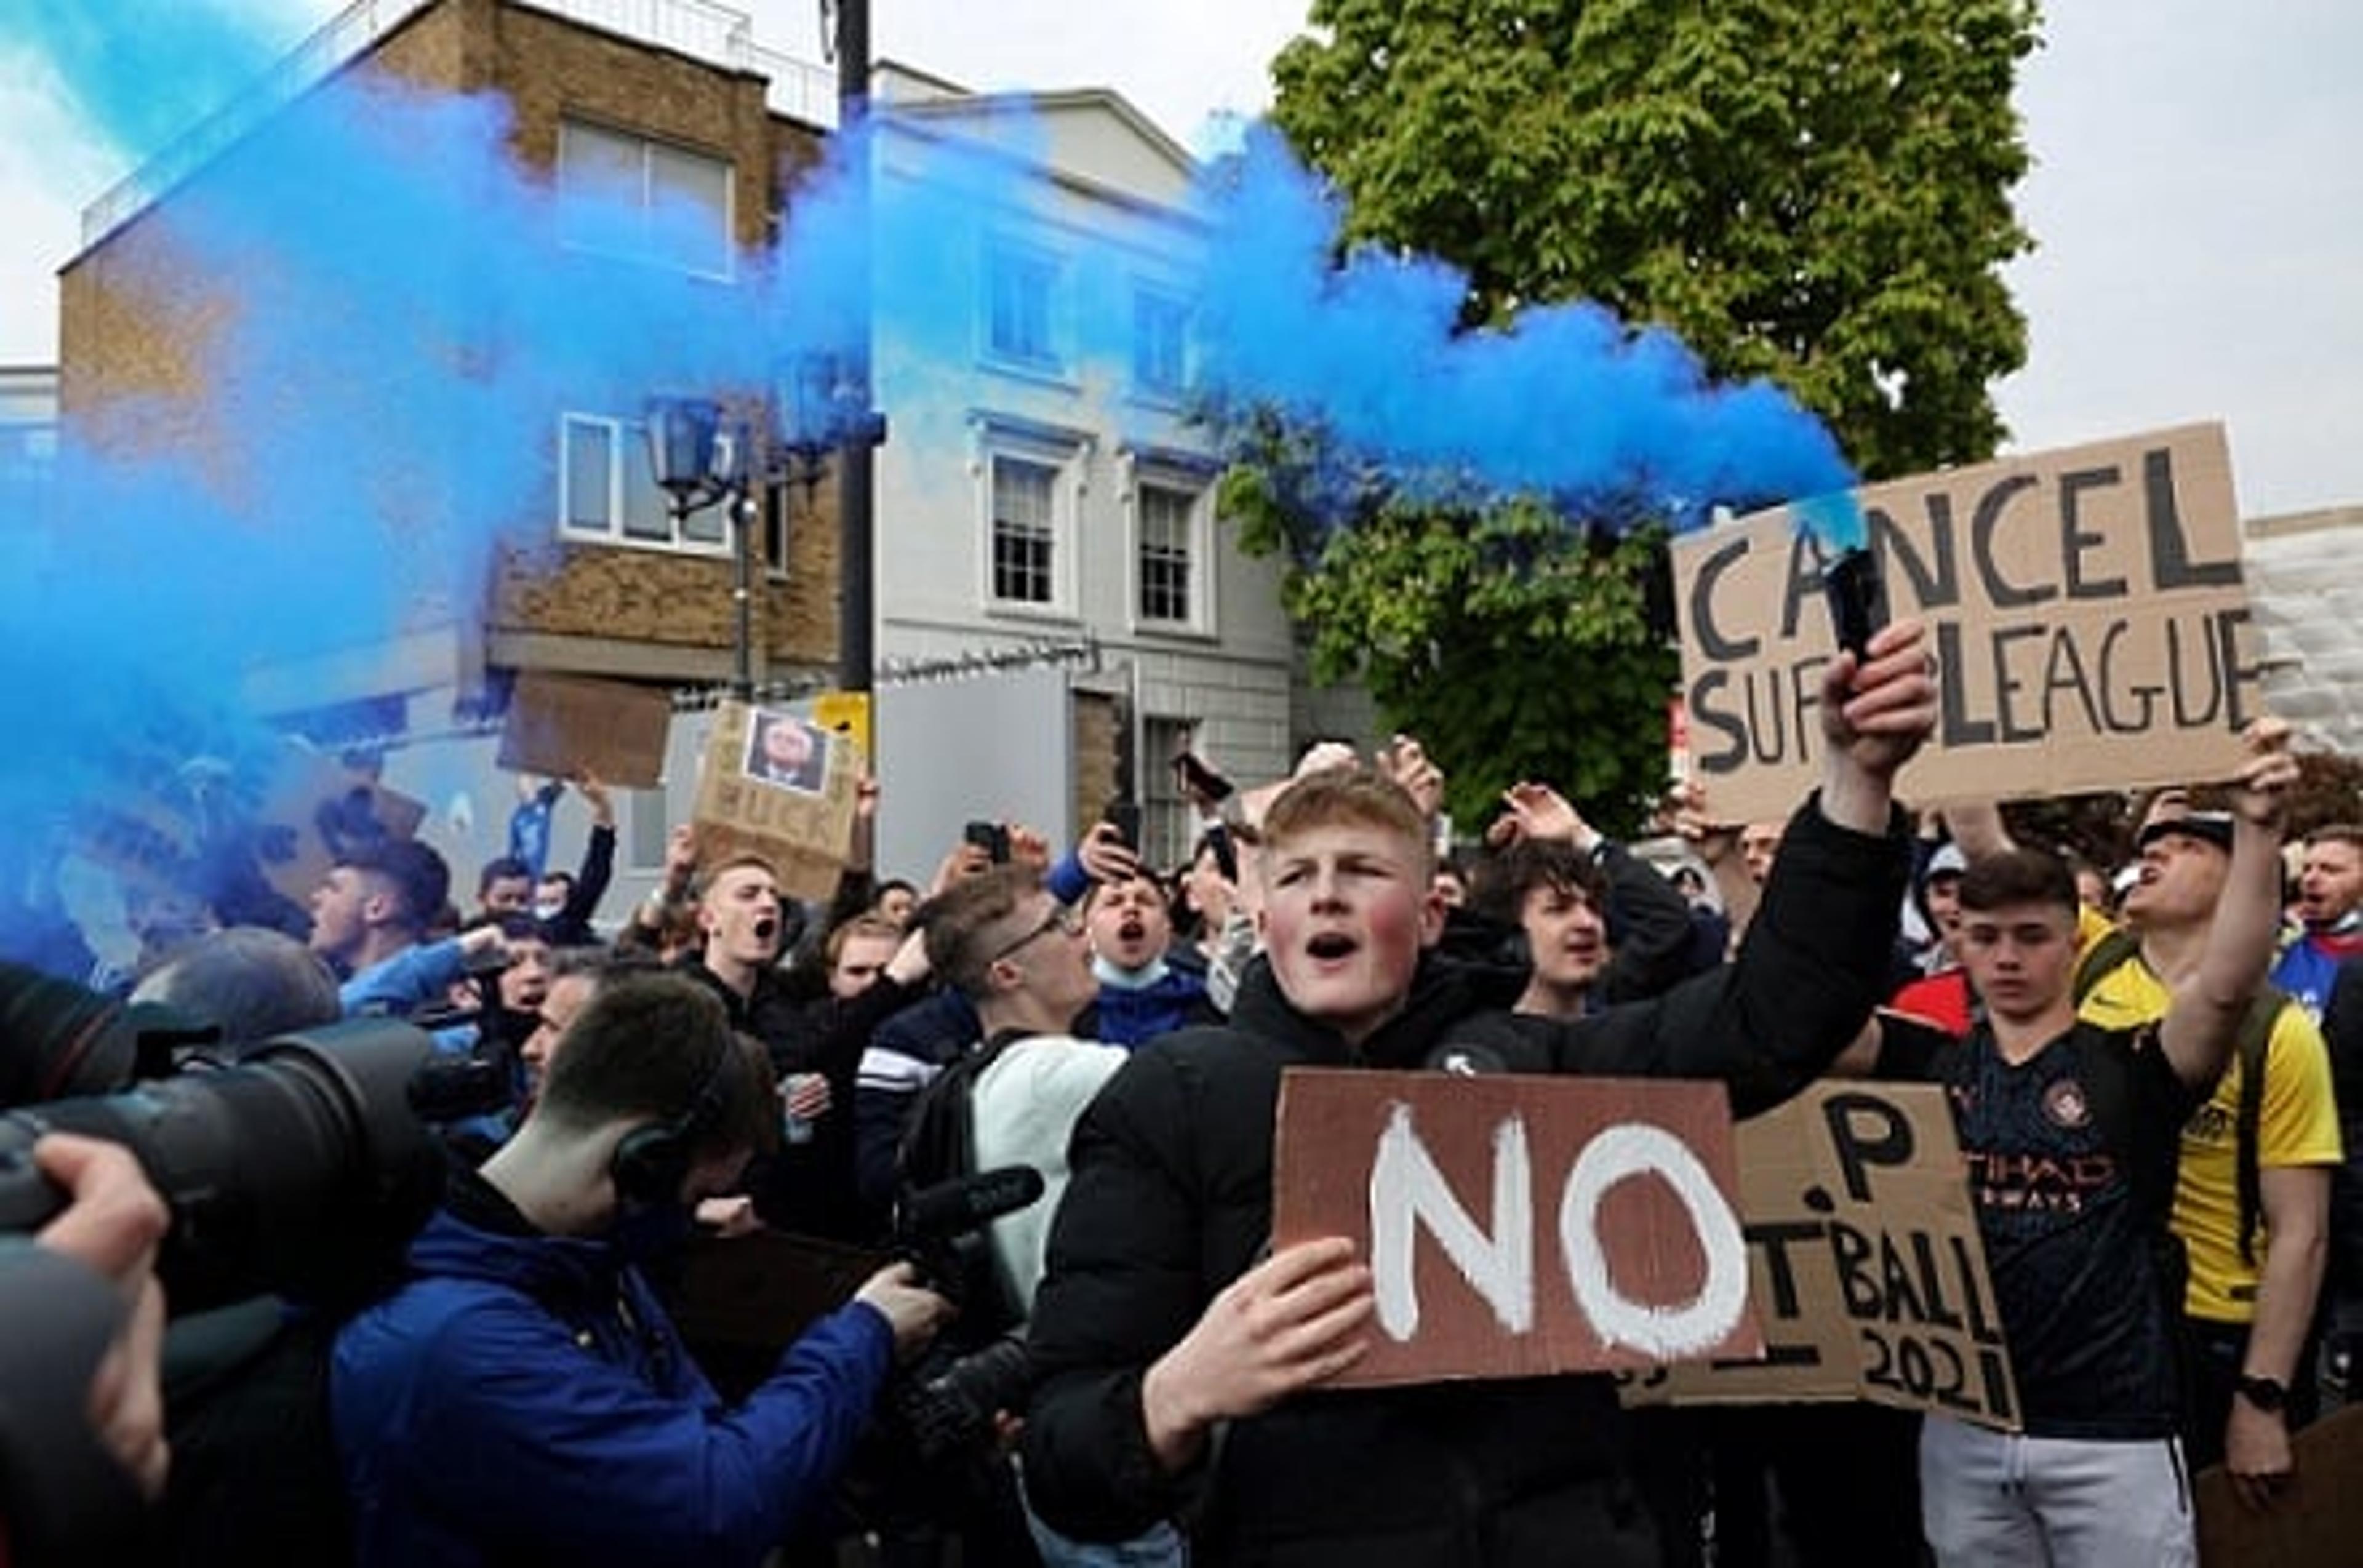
884, 1165, 1044, 1465
0, 959, 494, 1565
0, 960, 473, 1313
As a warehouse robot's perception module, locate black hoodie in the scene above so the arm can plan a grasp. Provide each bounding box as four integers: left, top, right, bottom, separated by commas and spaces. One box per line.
1020, 794, 1911, 1567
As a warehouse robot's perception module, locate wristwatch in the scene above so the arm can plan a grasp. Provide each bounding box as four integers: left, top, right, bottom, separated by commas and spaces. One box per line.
2234, 1374, 2288, 1414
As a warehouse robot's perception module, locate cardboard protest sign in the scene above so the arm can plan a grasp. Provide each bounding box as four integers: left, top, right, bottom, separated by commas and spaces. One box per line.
250, 743, 428, 906
1672, 423, 2263, 823
1271, 1070, 1758, 1388
2196, 1402, 2363, 1567
497, 672, 672, 790
1618, 1081, 2020, 1431
690, 700, 858, 902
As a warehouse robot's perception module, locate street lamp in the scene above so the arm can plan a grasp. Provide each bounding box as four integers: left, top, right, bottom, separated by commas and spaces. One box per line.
772, 355, 888, 709
775, 353, 887, 496
646, 394, 758, 699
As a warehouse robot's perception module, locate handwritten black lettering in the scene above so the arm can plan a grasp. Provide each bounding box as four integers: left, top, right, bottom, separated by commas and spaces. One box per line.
2144, 446, 2241, 590
1869, 497, 1962, 611
1823, 1092, 1916, 1203
1747, 1218, 1828, 1319
1687, 669, 1749, 775
2058, 465, 2130, 599
1969, 474, 2054, 608
2165, 614, 2225, 729
1689, 537, 1760, 661
1991, 623, 2048, 743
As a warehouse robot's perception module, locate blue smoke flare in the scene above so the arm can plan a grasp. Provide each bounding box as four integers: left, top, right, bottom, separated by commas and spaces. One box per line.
2, 4, 1865, 959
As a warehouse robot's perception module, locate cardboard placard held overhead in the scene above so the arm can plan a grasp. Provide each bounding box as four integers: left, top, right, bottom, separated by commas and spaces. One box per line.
1271, 1070, 1758, 1388
1618, 1081, 2020, 1431
497, 673, 673, 790
1671, 423, 2263, 824
690, 700, 858, 902
250, 743, 428, 907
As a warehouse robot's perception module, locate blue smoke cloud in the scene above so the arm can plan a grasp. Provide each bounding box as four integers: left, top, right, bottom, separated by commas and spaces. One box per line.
1193, 125, 1858, 538
14, 1, 289, 161
2, 6, 1860, 953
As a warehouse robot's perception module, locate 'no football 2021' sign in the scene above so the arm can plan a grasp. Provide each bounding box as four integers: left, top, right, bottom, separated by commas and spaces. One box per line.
1673, 423, 2262, 823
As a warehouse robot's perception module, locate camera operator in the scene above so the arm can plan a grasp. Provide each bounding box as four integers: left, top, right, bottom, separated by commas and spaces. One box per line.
0, 941, 498, 1567
332, 970, 952, 1568
0, 1133, 170, 1562
122, 928, 366, 1568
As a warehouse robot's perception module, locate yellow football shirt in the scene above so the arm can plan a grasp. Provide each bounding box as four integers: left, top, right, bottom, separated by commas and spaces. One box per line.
2073, 924, 2343, 1324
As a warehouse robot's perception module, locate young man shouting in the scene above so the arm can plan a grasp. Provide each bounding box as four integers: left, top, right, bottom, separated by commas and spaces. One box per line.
1021, 623, 1939, 1566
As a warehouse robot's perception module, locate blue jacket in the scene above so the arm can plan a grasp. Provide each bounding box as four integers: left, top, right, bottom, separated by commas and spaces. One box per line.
1078, 959, 1217, 1048
332, 1183, 895, 1568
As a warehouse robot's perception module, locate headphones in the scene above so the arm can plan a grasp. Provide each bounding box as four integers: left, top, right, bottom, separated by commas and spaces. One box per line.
609, 1038, 738, 1207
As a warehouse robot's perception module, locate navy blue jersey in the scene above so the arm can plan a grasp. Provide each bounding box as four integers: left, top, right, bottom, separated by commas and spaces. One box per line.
1882, 1018, 2199, 1439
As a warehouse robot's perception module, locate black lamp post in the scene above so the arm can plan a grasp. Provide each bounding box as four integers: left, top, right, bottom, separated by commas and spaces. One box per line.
646, 395, 758, 699
833, 0, 879, 713
772, 353, 887, 703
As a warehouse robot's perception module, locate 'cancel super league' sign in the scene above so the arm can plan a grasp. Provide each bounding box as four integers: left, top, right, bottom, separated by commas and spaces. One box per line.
1673, 423, 2261, 823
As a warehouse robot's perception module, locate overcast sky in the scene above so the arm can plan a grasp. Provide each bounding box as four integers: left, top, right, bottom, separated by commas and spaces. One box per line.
3, 0, 2356, 517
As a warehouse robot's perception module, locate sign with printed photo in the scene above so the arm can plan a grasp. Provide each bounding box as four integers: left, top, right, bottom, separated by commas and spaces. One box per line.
691, 700, 858, 901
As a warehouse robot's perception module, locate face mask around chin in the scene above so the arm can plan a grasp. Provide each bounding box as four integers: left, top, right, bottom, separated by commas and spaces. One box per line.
532, 900, 566, 922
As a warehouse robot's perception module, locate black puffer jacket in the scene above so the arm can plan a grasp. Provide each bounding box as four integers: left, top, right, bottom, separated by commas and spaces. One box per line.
1020, 796, 1909, 1567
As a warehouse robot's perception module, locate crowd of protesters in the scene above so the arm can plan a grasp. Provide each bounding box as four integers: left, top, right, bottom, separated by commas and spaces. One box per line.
8, 617, 2363, 1567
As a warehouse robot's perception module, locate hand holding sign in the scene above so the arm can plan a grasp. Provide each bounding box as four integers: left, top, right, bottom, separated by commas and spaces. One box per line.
1823, 620, 1940, 780
2226, 716, 2298, 833
1140, 1237, 1374, 1472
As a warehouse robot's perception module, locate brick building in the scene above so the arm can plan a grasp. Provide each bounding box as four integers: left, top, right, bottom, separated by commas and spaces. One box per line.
53, 0, 1375, 890
60, 0, 841, 739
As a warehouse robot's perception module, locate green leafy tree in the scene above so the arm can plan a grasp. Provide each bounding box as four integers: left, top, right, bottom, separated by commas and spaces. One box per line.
1235, 0, 2039, 830
1224, 416, 1677, 830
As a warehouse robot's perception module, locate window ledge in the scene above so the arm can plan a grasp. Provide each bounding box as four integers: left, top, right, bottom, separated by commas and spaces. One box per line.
983, 602, 1084, 630
978, 354, 1081, 395
1129, 618, 1220, 645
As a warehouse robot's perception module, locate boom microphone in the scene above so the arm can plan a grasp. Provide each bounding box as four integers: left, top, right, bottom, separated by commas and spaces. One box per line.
895, 1165, 1045, 1241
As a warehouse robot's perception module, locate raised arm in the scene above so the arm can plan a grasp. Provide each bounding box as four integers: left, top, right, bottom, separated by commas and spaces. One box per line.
1815, 621, 1939, 837
2158, 719, 2298, 1087
1496, 780, 1695, 1002
562, 774, 617, 932
1571, 622, 1937, 1110
1937, 800, 2015, 862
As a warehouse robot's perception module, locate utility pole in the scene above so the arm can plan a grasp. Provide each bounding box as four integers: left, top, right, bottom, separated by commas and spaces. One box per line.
834, 0, 876, 711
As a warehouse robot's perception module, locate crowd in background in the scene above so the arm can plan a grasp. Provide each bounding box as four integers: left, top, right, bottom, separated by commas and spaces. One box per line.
8, 623, 2361, 1567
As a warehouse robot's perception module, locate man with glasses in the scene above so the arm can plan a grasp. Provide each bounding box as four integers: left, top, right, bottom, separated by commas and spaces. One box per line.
903, 865, 1177, 1566
916, 865, 1116, 1312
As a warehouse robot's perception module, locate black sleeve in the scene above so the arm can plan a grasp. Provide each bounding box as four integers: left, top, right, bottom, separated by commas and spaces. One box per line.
1020, 1052, 1214, 1540
561, 823, 615, 935
1551, 794, 1911, 1116
1597, 841, 1698, 1004
1872, 1010, 1957, 1081
798, 977, 917, 1085
822, 865, 878, 936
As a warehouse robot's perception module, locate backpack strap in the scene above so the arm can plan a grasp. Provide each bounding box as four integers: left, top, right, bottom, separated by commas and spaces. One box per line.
2073, 925, 2146, 1007
894, 1028, 1030, 1191
2233, 988, 2290, 1267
